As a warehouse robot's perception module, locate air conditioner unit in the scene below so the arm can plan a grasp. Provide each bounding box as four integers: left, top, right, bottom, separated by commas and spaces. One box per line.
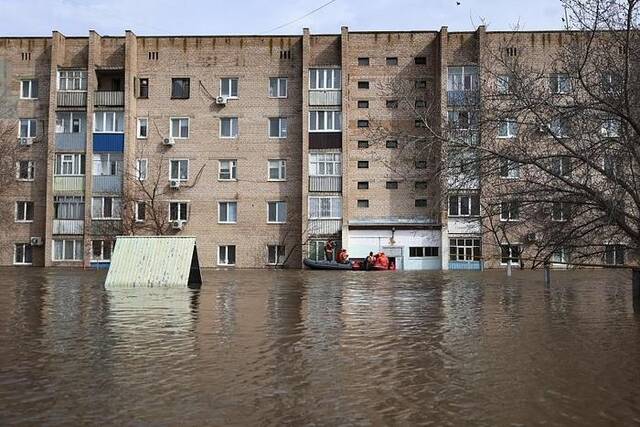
171, 220, 185, 230
19, 137, 33, 146
216, 96, 227, 105
30, 237, 43, 246
170, 179, 181, 189
163, 138, 175, 146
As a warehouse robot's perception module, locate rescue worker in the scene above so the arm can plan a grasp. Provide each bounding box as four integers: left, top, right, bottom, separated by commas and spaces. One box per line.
365, 252, 374, 270
324, 239, 335, 261
337, 248, 350, 264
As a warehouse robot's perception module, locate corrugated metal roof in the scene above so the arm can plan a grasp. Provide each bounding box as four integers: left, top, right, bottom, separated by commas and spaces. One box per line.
105, 236, 200, 288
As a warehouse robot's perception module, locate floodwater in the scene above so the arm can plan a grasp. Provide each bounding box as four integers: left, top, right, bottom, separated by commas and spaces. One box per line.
0, 269, 639, 426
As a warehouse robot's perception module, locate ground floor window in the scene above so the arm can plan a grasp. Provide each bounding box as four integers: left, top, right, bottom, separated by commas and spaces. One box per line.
53, 239, 83, 261
218, 245, 236, 266
450, 238, 481, 261
308, 239, 341, 261
92, 240, 115, 262
604, 244, 624, 265
551, 248, 569, 265
267, 245, 286, 265
501, 244, 521, 265
14, 243, 33, 265
409, 247, 439, 257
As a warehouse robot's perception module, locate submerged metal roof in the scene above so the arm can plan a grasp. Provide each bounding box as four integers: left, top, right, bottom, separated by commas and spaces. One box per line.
105, 236, 201, 288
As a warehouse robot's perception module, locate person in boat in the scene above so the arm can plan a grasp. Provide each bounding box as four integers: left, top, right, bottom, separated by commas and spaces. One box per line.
324, 239, 336, 261
374, 252, 389, 270
365, 252, 374, 270
336, 248, 350, 264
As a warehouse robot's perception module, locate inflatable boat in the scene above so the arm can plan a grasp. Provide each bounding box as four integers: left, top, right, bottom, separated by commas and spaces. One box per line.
303, 259, 355, 270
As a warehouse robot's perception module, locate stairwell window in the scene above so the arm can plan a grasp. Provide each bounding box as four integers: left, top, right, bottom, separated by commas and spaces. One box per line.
218, 202, 237, 224
551, 157, 571, 177
357, 120, 369, 128
218, 245, 236, 266
268, 117, 288, 138
500, 201, 520, 221
171, 78, 190, 99
218, 160, 237, 180
14, 243, 33, 265
309, 111, 341, 132
414, 57, 427, 65
386, 181, 398, 190
20, 79, 38, 99
170, 117, 189, 139
220, 117, 238, 138
220, 78, 239, 98
137, 118, 148, 138
15, 201, 34, 222
269, 77, 287, 98
55, 154, 85, 176
53, 239, 83, 261
386, 140, 398, 149
94, 112, 124, 133
138, 78, 149, 98
268, 159, 287, 181
358, 57, 370, 66
267, 245, 286, 265
58, 70, 87, 91
169, 202, 189, 221
92, 197, 121, 219
169, 159, 189, 182
358, 100, 369, 108
19, 119, 37, 138
358, 81, 370, 89
16, 160, 35, 181
357, 181, 369, 189
267, 201, 287, 223
309, 69, 341, 90
415, 199, 428, 207
357, 161, 369, 169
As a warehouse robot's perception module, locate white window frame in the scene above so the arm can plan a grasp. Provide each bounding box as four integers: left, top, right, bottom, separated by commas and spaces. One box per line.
309, 152, 342, 176
500, 201, 520, 222
551, 248, 569, 265
500, 244, 521, 266
15, 201, 34, 222
309, 68, 341, 90
218, 159, 237, 181
169, 201, 189, 222
219, 117, 238, 138
16, 160, 35, 181
56, 112, 84, 134
54, 196, 84, 220
91, 196, 122, 220
55, 154, 85, 176
447, 66, 478, 91
496, 74, 511, 94
268, 117, 288, 138
52, 239, 84, 262
218, 201, 238, 224
93, 111, 124, 133
220, 77, 239, 99
92, 153, 121, 177
448, 195, 480, 217
135, 159, 148, 181
550, 73, 571, 94
57, 70, 87, 92
267, 201, 287, 224
91, 240, 115, 262
14, 243, 33, 265
20, 79, 37, 99
19, 119, 37, 138
309, 111, 342, 132
137, 117, 149, 139
268, 159, 287, 181
267, 245, 286, 265
549, 118, 569, 138
601, 118, 620, 138
498, 119, 518, 138
604, 244, 625, 265
135, 201, 146, 222
500, 159, 520, 179
268, 77, 288, 98
218, 245, 236, 266
169, 159, 189, 182
169, 117, 190, 139
308, 196, 342, 219
449, 238, 482, 262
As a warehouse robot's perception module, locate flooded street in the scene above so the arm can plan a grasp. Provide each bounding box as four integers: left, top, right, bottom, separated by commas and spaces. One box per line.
0, 268, 639, 425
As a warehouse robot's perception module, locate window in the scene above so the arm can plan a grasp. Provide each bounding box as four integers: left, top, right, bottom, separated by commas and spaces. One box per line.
55, 154, 85, 175
309, 69, 341, 90
135, 159, 148, 181
308, 196, 342, 219
415, 100, 426, 108
269, 77, 287, 98
357, 161, 369, 169
386, 57, 398, 66
415, 181, 428, 190
20, 79, 38, 99
135, 201, 146, 222
386, 181, 398, 190
386, 140, 398, 149
498, 119, 518, 138
52, 239, 83, 261
550, 73, 571, 94
386, 100, 398, 109
357, 120, 369, 128
414, 57, 426, 65
415, 160, 427, 169
497, 75, 511, 94
267, 245, 286, 265
358, 140, 369, 149
15, 201, 34, 222
14, 243, 32, 265
551, 157, 571, 177
358, 100, 369, 108
55, 112, 83, 133
137, 117, 148, 138
504, 47, 518, 57
92, 153, 121, 176
500, 159, 520, 179
448, 111, 477, 130
220, 78, 239, 98
218, 245, 236, 266
218, 202, 237, 223
58, 70, 87, 91
358, 81, 370, 89
449, 195, 480, 216
138, 78, 149, 98
267, 201, 287, 223
450, 238, 481, 262
309, 111, 342, 132
604, 244, 625, 265
501, 244, 521, 265
551, 248, 569, 265
268, 117, 288, 138
552, 202, 569, 222
358, 57, 369, 66
170, 159, 189, 182
169, 202, 188, 221
603, 155, 621, 176
94, 111, 124, 133
19, 119, 37, 138
92, 240, 115, 262
54, 196, 84, 219
409, 247, 439, 257
500, 201, 520, 221
357, 199, 369, 208
415, 119, 426, 128
415, 199, 428, 207
549, 118, 569, 138
601, 118, 620, 138
447, 66, 478, 91
415, 80, 427, 89
220, 117, 238, 138
171, 78, 190, 99
357, 181, 369, 190
170, 117, 189, 139
218, 160, 237, 180
92, 197, 121, 219
148, 51, 158, 60
268, 159, 287, 181
16, 160, 35, 180
309, 152, 341, 176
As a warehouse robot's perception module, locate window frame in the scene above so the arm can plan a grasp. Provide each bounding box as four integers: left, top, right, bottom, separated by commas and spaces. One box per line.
20, 79, 38, 99
309, 152, 341, 177
169, 117, 190, 139
267, 159, 287, 181
93, 111, 124, 133
498, 119, 518, 139
219, 117, 239, 139
52, 239, 83, 262
357, 199, 370, 208
91, 196, 122, 220
169, 159, 189, 182
267, 201, 287, 224
137, 117, 149, 139
218, 201, 238, 224
309, 111, 342, 132
218, 245, 237, 266
55, 112, 84, 134
19, 118, 37, 138
268, 117, 288, 139
267, 245, 286, 265
171, 77, 191, 99
220, 77, 239, 99
91, 239, 115, 262
449, 238, 482, 262
15, 201, 34, 222
448, 195, 480, 217
135, 158, 148, 181
500, 244, 521, 266
14, 243, 33, 265
218, 159, 238, 181
308, 196, 342, 220
500, 201, 520, 221
550, 73, 572, 94
409, 247, 440, 258
135, 201, 146, 222
309, 68, 341, 90
169, 201, 189, 222
57, 70, 87, 92
16, 160, 35, 181
268, 77, 288, 98
55, 153, 85, 176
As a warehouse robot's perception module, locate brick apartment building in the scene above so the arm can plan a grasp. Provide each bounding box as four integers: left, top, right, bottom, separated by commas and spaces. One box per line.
0, 26, 630, 269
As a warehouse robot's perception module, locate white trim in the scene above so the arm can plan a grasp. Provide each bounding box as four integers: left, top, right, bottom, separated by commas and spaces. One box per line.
20, 79, 37, 99
308, 111, 342, 132
268, 77, 288, 98
266, 244, 286, 265
217, 159, 237, 181
15, 201, 34, 223
217, 245, 237, 266
16, 160, 35, 181
135, 201, 146, 222
268, 117, 288, 139
168, 201, 189, 222
218, 201, 238, 224
51, 239, 84, 262
169, 117, 190, 139
219, 117, 238, 139
93, 111, 125, 134
136, 117, 149, 139
267, 159, 287, 181
219, 77, 239, 99
91, 196, 122, 220
13, 243, 33, 265
135, 158, 148, 181
169, 159, 189, 182
267, 201, 287, 224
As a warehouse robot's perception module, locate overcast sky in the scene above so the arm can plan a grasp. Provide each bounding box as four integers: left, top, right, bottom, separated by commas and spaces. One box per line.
1, 0, 566, 36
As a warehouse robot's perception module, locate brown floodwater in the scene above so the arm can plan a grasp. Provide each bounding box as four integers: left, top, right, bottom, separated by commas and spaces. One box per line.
0, 268, 639, 426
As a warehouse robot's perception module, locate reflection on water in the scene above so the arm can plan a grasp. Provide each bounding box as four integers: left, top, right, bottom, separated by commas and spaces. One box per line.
0, 268, 639, 425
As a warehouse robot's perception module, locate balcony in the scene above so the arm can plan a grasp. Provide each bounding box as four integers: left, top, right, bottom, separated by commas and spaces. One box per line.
92, 175, 122, 193
57, 91, 87, 107
53, 219, 84, 235
309, 90, 341, 106
91, 219, 123, 235
308, 219, 342, 236
447, 90, 479, 106
94, 91, 124, 107
93, 134, 124, 152
309, 132, 342, 150
53, 176, 85, 193
55, 133, 86, 151
309, 176, 342, 192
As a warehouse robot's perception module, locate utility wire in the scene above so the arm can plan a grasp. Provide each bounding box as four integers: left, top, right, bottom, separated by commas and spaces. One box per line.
264, 0, 340, 33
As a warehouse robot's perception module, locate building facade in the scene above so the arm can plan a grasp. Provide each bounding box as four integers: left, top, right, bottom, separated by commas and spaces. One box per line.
0, 27, 630, 269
